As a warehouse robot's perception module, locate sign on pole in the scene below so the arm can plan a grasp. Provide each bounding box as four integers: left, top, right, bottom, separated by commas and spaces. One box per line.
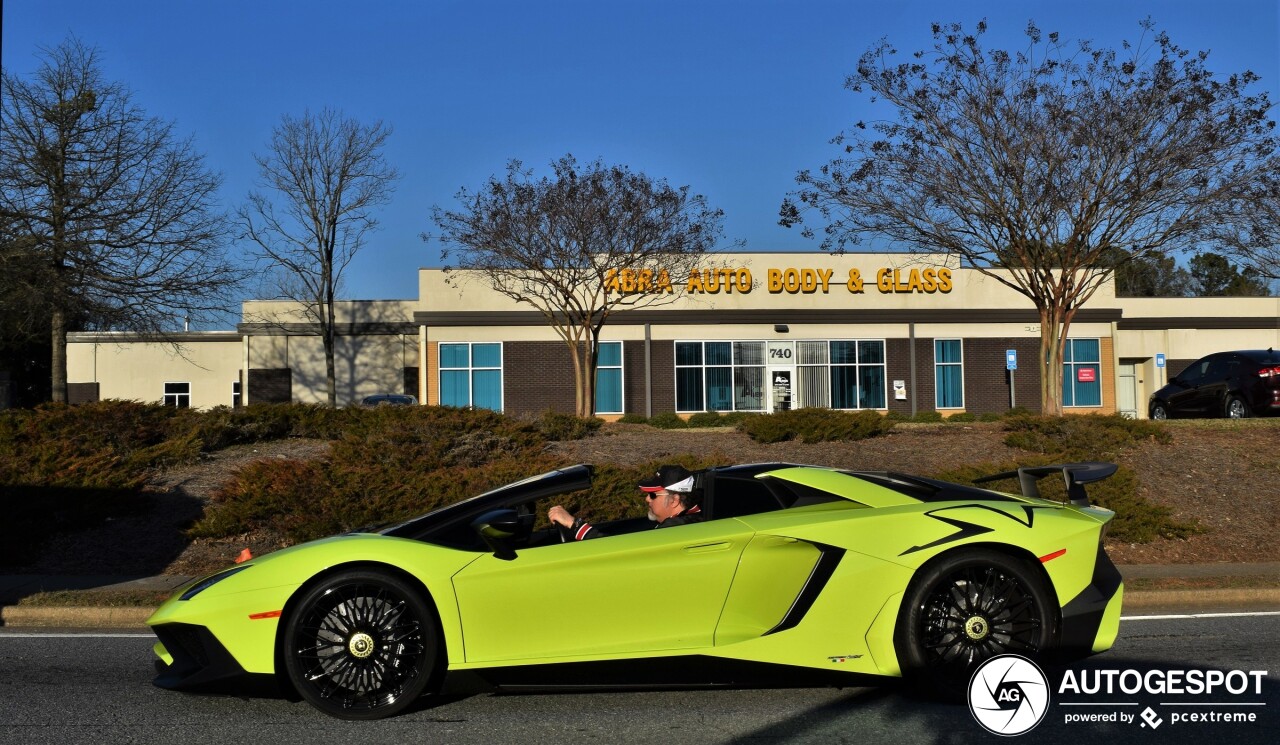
1006, 349, 1017, 370
1155, 353, 1165, 368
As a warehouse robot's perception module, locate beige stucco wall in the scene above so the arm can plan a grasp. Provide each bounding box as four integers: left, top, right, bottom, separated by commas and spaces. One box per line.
67, 335, 243, 408
418, 253, 1077, 314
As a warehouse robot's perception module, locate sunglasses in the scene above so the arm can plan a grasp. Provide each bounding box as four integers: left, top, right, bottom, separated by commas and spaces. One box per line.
644, 490, 666, 500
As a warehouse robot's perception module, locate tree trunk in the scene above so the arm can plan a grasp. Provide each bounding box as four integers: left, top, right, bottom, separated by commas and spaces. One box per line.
1038, 307, 1067, 415
50, 307, 68, 404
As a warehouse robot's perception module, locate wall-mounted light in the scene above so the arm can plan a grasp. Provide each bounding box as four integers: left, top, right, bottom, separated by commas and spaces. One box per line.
774, 324, 789, 333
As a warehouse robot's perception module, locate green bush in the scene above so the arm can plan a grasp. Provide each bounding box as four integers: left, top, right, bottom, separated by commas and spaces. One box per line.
978, 412, 1004, 422
946, 412, 977, 423
535, 410, 603, 441
1003, 414, 1170, 458
618, 414, 649, 424
686, 411, 726, 428
647, 412, 689, 429
928, 458, 1200, 543
718, 411, 759, 427
911, 411, 944, 423
739, 408, 895, 444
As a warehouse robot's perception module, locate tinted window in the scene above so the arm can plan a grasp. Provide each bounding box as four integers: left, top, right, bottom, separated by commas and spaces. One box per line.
710, 477, 784, 519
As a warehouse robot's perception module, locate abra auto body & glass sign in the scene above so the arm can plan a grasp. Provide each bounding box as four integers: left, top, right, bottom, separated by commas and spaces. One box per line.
603, 266, 953, 296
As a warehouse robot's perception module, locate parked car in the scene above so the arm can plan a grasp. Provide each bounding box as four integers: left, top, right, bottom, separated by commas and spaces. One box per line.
1149, 349, 1280, 419
360, 394, 418, 407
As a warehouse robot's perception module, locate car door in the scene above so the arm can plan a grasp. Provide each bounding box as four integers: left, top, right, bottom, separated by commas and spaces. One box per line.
1168, 359, 1206, 416
451, 517, 754, 663
1188, 355, 1229, 416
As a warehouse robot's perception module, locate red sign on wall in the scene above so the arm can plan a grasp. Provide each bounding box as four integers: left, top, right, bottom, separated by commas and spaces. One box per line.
1077, 367, 1097, 383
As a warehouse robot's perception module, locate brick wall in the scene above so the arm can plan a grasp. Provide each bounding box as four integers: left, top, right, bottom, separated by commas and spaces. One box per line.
248, 368, 292, 404
963, 338, 1043, 414
504, 341, 579, 416
67, 382, 100, 405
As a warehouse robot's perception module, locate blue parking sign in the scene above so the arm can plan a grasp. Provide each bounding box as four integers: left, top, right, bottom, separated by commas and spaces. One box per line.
1156, 353, 1165, 368
1006, 349, 1017, 370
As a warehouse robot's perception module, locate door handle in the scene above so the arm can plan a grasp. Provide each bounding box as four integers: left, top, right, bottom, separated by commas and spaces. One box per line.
683, 541, 732, 554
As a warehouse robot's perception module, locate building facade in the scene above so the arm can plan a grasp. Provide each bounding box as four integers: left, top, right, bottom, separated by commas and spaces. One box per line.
67, 253, 1280, 419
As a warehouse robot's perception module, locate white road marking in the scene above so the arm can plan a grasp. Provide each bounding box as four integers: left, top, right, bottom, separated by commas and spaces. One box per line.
1121, 610, 1280, 621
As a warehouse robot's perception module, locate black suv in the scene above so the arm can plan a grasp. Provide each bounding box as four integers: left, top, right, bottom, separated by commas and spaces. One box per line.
1149, 349, 1280, 419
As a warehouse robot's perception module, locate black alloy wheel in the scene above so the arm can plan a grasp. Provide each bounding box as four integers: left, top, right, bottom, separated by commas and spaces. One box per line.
283, 569, 438, 719
1225, 396, 1248, 419
1150, 402, 1169, 420
896, 549, 1056, 699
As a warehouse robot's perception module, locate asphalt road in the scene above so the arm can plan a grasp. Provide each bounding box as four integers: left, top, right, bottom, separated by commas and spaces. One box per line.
0, 613, 1275, 745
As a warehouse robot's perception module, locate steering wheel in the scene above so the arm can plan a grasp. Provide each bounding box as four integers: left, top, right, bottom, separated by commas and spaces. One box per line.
556, 522, 571, 543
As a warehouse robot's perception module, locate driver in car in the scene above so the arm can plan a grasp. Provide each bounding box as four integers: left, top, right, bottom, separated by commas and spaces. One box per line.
548, 464, 703, 541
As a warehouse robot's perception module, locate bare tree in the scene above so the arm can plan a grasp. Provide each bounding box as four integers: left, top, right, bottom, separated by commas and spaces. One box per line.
432, 156, 732, 417
0, 38, 241, 402
238, 109, 399, 407
782, 20, 1277, 414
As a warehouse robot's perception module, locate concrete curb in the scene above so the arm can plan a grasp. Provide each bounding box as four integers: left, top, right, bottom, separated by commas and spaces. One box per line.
1, 606, 155, 628
4, 589, 1278, 629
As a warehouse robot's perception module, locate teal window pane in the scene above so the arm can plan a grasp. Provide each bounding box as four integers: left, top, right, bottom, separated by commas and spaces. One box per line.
860, 366, 885, 408
705, 367, 733, 411
831, 341, 858, 364
472, 343, 501, 368
936, 366, 963, 408
472, 369, 501, 411
1061, 369, 1074, 407
1074, 365, 1101, 406
935, 339, 962, 364
596, 368, 622, 413
440, 344, 469, 368
705, 341, 732, 366
676, 368, 703, 411
1073, 338, 1100, 362
857, 341, 884, 364
440, 370, 469, 406
597, 342, 621, 367
676, 342, 702, 366
831, 366, 858, 408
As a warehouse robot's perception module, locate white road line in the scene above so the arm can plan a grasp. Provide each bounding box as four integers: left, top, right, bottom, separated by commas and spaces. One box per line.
1121, 610, 1280, 621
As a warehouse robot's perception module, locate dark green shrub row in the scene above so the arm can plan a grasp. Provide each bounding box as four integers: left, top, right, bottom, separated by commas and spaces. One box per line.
535, 411, 604, 441
928, 414, 1190, 543
928, 457, 1199, 543
1002, 413, 1171, 457
739, 408, 895, 444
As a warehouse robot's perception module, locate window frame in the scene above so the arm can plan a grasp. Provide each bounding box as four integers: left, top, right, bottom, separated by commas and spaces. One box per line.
594, 341, 625, 415
1062, 338, 1102, 408
438, 341, 504, 411
934, 338, 965, 410
163, 381, 191, 409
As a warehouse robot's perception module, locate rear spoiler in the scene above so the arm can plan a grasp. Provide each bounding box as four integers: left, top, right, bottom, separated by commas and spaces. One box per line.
972, 462, 1117, 507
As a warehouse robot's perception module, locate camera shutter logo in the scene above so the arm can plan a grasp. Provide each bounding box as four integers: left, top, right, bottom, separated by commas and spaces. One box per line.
968, 654, 1050, 736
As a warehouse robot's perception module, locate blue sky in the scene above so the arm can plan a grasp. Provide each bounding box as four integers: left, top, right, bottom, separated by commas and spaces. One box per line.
4, 1, 1278, 305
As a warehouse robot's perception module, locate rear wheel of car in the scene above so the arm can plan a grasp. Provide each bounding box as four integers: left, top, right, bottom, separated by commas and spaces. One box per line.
1225, 396, 1248, 419
283, 569, 439, 720
1150, 402, 1168, 420
895, 548, 1056, 700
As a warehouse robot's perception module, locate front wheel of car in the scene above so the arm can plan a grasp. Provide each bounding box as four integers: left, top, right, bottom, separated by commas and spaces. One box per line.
283, 569, 439, 720
1150, 402, 1169, 420
895, 548, 1057, 700
1225, 396, 1249, 419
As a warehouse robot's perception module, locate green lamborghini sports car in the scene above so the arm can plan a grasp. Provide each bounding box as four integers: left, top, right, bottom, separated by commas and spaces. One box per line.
148, 462, 1124, 719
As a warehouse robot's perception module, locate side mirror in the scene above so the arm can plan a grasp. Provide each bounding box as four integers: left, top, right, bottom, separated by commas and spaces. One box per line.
471, 509, 520, 561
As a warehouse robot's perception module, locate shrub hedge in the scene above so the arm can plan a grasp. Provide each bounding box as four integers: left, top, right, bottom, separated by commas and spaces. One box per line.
738, 408, 895, 443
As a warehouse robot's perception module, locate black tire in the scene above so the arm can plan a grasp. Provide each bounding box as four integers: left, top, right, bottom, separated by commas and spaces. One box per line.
895, 548, 1057, 700
1225, 396, 1249, 419
1150, 402, 1169, 420
283, 569, 439, 720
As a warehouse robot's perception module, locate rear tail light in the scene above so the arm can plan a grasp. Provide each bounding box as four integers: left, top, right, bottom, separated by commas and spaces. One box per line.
1258, 366, 1280, 378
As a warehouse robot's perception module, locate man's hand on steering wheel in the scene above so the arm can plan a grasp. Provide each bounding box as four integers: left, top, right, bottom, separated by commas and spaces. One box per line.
548, 505, 574, 543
